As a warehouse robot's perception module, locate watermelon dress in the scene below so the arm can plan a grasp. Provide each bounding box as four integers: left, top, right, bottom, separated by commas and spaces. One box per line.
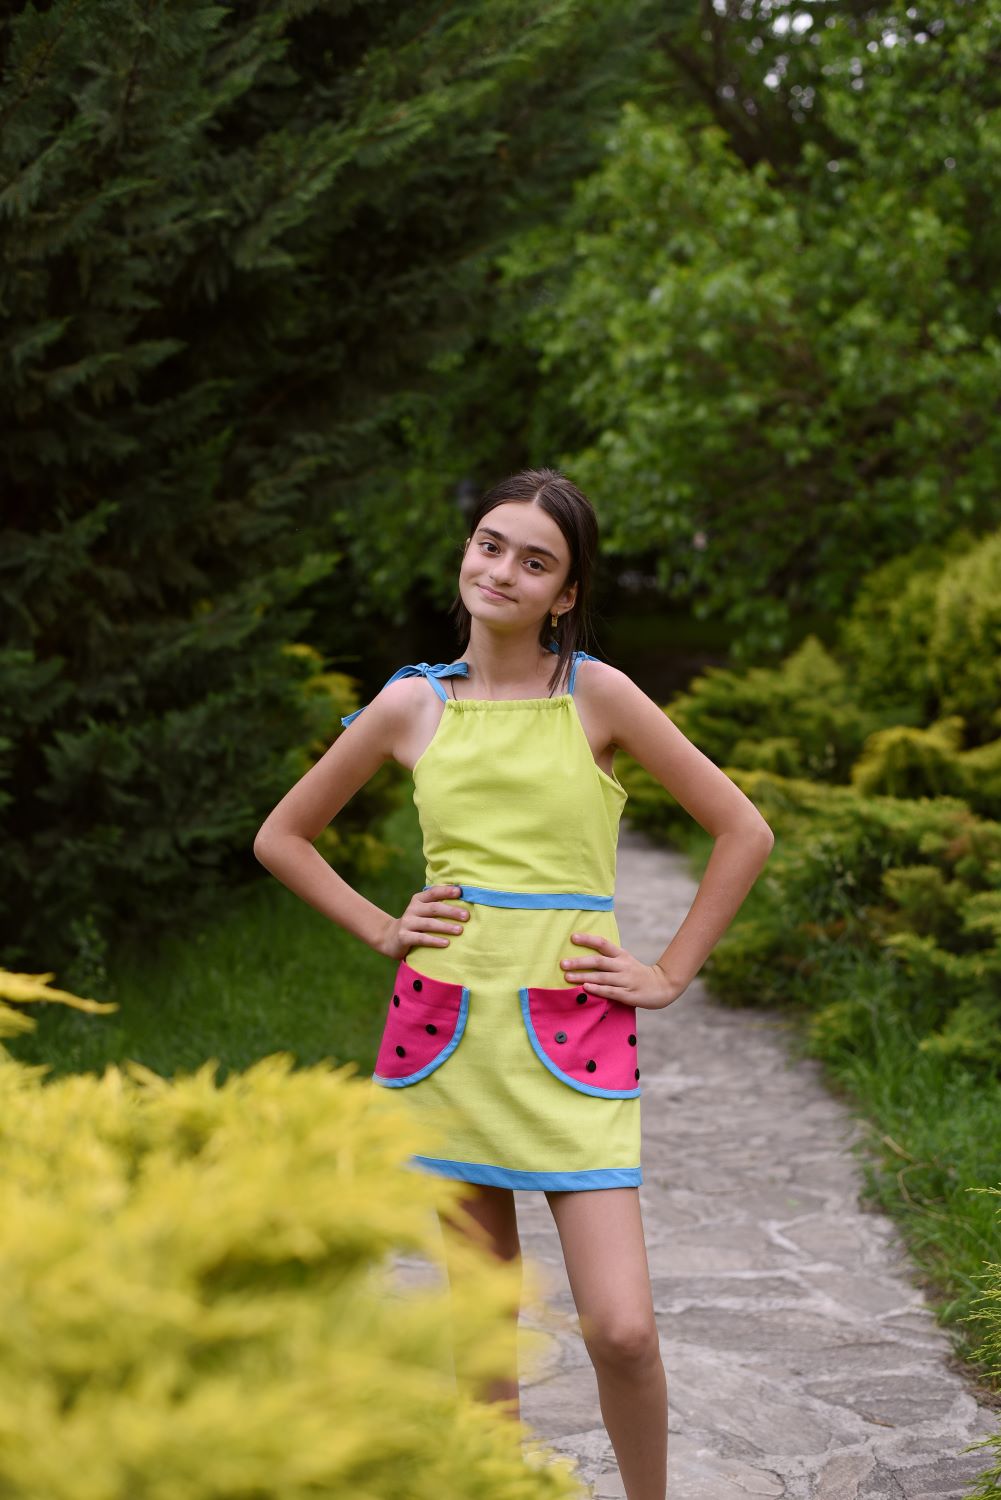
341, 643, 642, 1191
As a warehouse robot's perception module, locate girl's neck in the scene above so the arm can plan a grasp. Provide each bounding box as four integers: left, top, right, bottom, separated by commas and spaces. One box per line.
454, 632, 558, 699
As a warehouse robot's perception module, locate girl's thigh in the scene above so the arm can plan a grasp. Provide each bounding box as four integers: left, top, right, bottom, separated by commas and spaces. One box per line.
438, 1182, 521, 1263
544, 1186, 659, 1359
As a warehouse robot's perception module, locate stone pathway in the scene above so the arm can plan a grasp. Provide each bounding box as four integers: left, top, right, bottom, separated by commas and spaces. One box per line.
389, 825, 1000, 1498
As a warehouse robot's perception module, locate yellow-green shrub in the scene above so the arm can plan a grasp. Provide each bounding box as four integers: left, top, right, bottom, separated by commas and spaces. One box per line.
837, 527, 1001, 743
676, 771, 1001, 1072
835, 533, 976, 719
0, 991, 585, 1500
928, 532, 1001, 739
282, 642, 406, 878
654, 634, 882, 783
851, 717, 968, 801
851, 716, 1001, 820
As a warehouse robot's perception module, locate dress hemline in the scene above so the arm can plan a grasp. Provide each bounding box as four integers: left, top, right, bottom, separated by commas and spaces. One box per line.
406, 1154, 642, 1191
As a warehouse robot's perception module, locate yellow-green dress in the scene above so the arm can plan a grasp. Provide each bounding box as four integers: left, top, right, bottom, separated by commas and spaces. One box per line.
341, 645, 642, 1190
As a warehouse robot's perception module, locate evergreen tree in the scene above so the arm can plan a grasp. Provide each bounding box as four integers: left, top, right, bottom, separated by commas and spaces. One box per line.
0, 0, 666, 970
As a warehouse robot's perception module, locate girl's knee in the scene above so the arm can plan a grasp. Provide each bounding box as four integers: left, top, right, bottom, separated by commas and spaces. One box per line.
583, 1315, 661, 1369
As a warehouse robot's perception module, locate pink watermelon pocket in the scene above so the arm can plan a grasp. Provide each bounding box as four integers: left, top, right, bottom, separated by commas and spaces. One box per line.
518, 983, 640, 1098
373, 959, 469, 1087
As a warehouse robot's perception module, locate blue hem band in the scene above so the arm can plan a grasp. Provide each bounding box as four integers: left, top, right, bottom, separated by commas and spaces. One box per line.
423, 883, 614, 911
406, 1156, 642, 1190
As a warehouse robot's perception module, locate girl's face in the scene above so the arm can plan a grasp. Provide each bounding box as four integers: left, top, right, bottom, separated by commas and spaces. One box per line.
459, 501, 577, 635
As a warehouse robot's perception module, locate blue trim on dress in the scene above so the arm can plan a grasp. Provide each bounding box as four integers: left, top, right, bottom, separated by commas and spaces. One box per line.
423, 883, 614, 911
340, 660, 470, 726
407, 1156, 642, 1190
543, 641, 604, 694
372, 986, 470, 1086
517, 987, 641, 1099
341, 648, 609, 725
568, 649, 602, 694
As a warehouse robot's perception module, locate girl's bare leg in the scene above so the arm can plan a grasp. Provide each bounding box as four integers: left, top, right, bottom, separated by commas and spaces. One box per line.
438, 1183, 522, 1419
545, 1186, 667, 1500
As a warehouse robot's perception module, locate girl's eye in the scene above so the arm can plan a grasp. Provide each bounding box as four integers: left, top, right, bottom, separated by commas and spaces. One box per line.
477, 540, 544, 571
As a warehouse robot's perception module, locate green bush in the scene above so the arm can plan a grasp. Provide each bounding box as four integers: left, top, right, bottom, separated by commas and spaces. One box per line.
838, 528, 1001, 745
281, 643, 405, 881
928, 532, 1001, 741
836, 534, 977, 720
678, 771, 1001, 1073
0, 1024, 585, 1499
622, 529, 1001, 824
656, 634, 881, 783
849, 718, 1001, 821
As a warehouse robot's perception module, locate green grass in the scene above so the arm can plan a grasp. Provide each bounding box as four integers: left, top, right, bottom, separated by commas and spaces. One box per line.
810, 1006, 1001, 1389
5, 797, 428, 1087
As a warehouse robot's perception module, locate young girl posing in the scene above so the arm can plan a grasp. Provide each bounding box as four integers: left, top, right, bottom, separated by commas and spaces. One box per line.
254, 467, 774, 1500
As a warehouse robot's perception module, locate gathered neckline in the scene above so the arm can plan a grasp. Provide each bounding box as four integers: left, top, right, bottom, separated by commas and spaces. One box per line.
443, 694, 573, 709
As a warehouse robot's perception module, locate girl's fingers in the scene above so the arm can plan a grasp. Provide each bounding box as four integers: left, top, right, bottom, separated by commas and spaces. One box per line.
416, 886, 469, 922
423, 913, 465, 933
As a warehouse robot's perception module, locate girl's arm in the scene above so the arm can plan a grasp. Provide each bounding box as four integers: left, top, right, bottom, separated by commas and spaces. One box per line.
580, 662, 775, 1002
252, 679, 465, 959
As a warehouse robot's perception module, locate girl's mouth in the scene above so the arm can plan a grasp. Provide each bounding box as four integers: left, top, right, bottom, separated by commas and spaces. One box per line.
478, 585, 512, 601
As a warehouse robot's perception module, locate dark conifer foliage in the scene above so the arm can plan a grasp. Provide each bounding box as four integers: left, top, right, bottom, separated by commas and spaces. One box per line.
0, 0, 662, 970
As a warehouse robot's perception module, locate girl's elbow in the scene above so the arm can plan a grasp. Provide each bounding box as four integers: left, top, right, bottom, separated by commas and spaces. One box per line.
755, 820, 776, 852
253, 822, 281, 862
732, 816, 774, 850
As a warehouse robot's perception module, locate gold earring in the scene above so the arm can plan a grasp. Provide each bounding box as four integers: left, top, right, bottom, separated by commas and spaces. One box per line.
550, 610, 559, 629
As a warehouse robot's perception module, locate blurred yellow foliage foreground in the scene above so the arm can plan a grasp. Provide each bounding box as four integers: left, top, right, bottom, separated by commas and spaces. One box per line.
0, 969, 585, 1499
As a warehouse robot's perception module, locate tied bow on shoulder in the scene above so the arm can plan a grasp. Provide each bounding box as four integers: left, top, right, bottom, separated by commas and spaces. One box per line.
340, 660, 470, 727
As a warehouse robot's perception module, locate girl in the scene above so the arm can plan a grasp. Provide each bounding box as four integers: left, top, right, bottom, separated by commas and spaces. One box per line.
253, 467, 774, 1500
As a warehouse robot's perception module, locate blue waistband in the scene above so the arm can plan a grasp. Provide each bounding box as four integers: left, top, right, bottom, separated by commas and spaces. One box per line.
424, 883, 614, 911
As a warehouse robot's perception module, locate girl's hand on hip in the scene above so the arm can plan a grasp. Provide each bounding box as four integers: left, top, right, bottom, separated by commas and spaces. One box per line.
560, 932, 683, 1011
378, 884, 469, 961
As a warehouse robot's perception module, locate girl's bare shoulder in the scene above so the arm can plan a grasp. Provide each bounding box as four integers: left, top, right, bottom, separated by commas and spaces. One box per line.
574, 657, 773, 840
571, 655, 640, 709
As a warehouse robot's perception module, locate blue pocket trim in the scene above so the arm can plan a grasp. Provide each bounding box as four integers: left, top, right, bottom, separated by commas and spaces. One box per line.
373, 985, 470, 1087
518, 987, 641, 1099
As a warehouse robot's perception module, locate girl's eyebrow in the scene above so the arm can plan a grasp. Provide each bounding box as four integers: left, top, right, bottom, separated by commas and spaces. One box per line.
476, 525, 560, 564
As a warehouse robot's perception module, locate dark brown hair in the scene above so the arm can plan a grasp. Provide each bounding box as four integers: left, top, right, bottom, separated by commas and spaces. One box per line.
448, 467, 600, 696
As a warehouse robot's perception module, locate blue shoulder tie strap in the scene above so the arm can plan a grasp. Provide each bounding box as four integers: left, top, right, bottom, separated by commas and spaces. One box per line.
340, 661, 470, 727
568, 650, 603, 694
545, 640, 603, 695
